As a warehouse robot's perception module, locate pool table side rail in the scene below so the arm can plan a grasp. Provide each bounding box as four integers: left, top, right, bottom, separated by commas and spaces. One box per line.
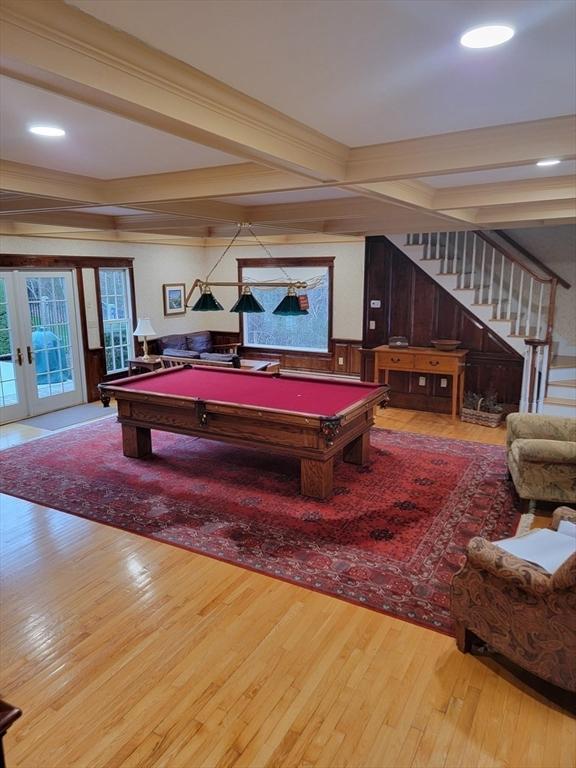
99, 375, 388, 423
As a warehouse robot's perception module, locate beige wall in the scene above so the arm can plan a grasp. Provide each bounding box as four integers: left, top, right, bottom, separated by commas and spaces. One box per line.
1, 236, 366, 344
0, 235, 205, 338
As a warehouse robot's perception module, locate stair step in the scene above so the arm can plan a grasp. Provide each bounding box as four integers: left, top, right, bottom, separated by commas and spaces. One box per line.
543, 396, 576, 407
541, 400, 576, 417
551, 379, 576, 388
551, 356, 576, 368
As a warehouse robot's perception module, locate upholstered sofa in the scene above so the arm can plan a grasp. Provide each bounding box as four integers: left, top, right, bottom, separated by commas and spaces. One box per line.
506, 413, 576, 509
451, 506, 576, 692
151, 330, 240, 364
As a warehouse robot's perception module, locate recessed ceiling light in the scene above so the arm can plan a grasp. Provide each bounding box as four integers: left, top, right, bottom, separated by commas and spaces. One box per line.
460, 25, 515, 49
28, 125, 66, 137
536, 159, 561, 167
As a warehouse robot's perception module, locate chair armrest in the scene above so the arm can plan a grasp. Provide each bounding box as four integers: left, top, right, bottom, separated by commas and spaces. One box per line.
514, 438, 576, 464
552, 506, 576, 529
466, 537, 552, 595
0, 698, 22, 737
212, 342, 241, 353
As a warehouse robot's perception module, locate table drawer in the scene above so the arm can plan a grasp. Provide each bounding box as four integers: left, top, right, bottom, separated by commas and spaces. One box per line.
376, 352, 414, 369
413, 354, 456, 373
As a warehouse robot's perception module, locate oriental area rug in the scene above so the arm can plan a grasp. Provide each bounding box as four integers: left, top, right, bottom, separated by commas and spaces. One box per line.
0, 419, 520, 635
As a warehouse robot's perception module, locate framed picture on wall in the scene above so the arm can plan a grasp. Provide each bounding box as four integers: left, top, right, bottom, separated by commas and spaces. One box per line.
163, 283, 186, 315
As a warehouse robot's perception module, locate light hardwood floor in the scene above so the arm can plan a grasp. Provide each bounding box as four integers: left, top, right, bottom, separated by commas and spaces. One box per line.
1, 408, 574, 768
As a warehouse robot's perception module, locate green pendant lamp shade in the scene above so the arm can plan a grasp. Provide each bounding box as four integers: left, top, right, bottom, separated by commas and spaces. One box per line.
273, 286, 309, 316
191, 286, 224, 311
230, 286, 265, 313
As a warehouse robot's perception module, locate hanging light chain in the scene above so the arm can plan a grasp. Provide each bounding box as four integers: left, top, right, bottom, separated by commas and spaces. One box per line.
204, 223, 243, 282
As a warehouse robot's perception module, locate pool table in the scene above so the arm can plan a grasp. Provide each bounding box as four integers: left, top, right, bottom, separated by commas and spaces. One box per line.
99, 366, 389, 499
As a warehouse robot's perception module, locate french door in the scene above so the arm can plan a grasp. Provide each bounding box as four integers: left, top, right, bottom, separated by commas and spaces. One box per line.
0, 271, 85, 423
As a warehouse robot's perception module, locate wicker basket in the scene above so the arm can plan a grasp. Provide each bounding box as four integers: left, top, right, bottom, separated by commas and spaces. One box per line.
461, 399, 504, 428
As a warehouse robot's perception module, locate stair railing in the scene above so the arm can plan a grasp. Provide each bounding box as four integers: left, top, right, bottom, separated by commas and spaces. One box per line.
406, 231, 557, 413
521, 339, 550, 413
406, 231, 557, 345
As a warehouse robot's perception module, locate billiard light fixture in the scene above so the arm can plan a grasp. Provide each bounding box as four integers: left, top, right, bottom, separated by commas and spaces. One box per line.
186, 223, 310, 316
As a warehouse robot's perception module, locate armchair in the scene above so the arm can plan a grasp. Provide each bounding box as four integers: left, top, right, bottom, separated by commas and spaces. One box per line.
506, 413, 576, 509
450, 507, 576, 692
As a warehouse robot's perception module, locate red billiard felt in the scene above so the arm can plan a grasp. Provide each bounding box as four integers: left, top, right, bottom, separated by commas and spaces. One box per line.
118, 367, 382, 417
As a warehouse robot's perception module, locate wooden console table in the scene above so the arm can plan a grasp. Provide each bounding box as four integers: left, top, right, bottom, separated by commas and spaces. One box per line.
372, 345, 468, 419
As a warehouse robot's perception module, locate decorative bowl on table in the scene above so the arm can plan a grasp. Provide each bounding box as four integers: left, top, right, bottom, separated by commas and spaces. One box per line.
431, 339, 462, 351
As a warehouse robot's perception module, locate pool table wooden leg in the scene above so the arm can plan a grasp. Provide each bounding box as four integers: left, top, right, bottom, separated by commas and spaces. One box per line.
122, 425, 152, 458
300, 457, 333, 499
342, 431, 370, 465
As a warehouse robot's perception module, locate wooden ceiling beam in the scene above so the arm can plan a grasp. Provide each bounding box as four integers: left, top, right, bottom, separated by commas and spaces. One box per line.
0, 210, 115, 229
346, 116, 576, 182
432, 176, 576, 210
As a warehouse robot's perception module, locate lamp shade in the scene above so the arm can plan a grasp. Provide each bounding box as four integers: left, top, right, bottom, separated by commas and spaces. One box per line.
230, 287, 265, 313
273, 292, 308, 316
133, 317, 157, 337
191, 287, 224, 312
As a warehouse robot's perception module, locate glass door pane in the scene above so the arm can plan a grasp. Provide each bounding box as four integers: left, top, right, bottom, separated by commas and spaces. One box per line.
26, 275, 76, 400
0, 274, 28, 423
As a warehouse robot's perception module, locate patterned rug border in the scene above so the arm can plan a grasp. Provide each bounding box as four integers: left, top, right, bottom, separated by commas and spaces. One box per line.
1, 420, 520, 635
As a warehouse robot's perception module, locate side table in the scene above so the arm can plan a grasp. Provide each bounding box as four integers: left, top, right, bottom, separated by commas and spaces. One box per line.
128, 356, 163, 375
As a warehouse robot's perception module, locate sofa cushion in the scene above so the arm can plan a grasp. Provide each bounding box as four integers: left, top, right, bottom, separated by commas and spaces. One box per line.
162, 348, 200, 359
187, 331, 212, 353
199, 352, 240, 367
157, 334, 188, 352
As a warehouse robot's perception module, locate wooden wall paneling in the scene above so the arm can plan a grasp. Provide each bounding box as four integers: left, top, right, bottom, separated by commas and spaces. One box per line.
363, 240, 389, 349
334, 342, 349, 373
410, 266, 437, 346
362, 236, 523, 411
75, 268, 106, 401
349, 344, 362, 375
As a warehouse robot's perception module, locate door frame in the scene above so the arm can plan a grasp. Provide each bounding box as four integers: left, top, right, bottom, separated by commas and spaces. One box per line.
1, 268, 87, 421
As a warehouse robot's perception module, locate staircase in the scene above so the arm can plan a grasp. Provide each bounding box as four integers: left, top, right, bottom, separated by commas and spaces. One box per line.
545, 356, 576, 417
387, 232, 575, 418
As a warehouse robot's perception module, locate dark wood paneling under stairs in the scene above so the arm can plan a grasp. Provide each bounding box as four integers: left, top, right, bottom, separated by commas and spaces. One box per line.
362, 236, 523, 414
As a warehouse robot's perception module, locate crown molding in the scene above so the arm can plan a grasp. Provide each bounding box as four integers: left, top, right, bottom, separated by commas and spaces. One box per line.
1, 0, 347, 180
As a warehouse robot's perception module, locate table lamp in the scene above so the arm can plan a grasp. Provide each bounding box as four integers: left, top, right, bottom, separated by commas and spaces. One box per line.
133, 317, 157, 361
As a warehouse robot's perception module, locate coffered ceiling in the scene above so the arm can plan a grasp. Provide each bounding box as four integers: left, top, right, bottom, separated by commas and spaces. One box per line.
0, 0, 575, 244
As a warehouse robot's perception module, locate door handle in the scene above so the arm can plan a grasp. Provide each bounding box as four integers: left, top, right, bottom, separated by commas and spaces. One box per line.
16, 347, 23, 366
26, 345, 33, 364
429, 360, 439, 366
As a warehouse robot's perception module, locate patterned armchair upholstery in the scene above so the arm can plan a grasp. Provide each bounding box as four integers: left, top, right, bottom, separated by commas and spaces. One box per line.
450, 507, 576, 692
506, 413, 576, 508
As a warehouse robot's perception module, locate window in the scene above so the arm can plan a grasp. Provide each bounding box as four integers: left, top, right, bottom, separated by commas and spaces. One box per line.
240, 258, 332, 352
99, 268, 133, 373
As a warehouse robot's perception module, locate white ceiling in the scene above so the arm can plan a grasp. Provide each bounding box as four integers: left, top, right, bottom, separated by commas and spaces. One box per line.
0, 75, 240, 178
68, 0, 576, 146
0, 0, 574, 238
424, 161, 576, 188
